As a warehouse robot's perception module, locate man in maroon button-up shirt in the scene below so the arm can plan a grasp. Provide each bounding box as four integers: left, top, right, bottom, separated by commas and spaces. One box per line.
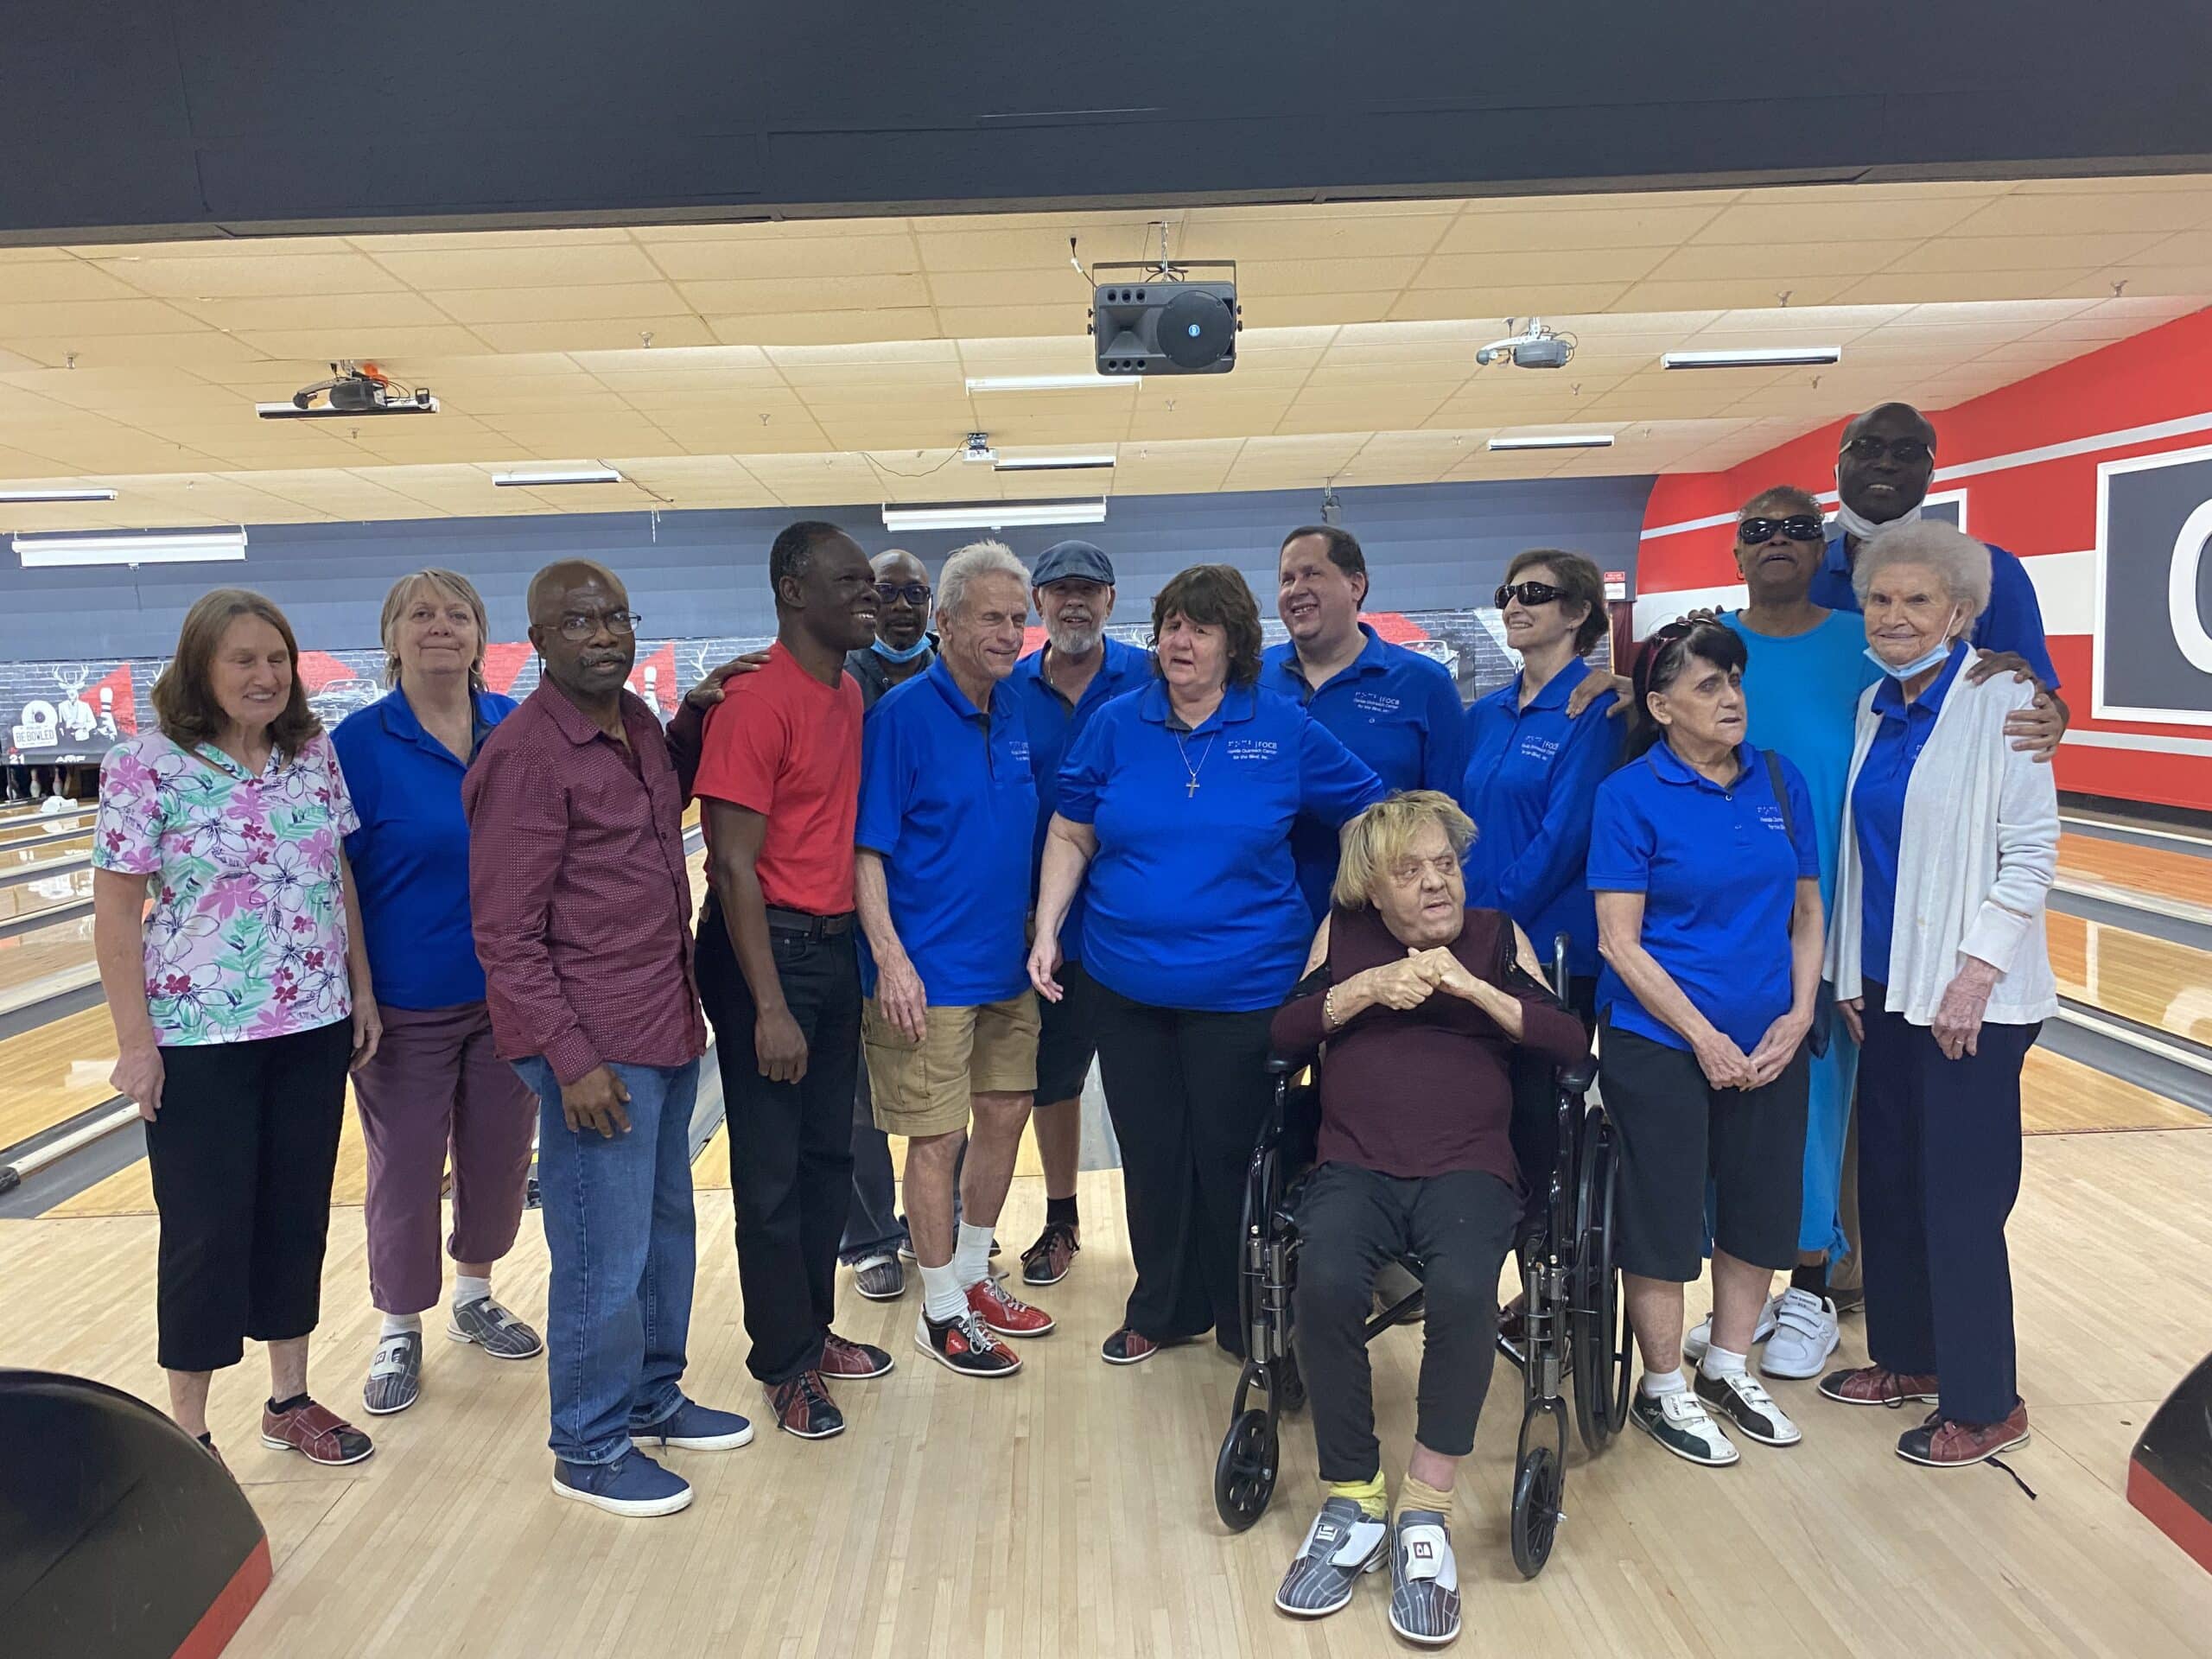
465, 558, 744, 1515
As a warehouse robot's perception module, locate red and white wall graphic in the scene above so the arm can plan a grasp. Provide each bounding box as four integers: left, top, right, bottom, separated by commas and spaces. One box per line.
1634, 305, 2212, 812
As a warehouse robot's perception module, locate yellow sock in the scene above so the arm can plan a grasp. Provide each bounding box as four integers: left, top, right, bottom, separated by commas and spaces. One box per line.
1327, 1471, 1389, 1520
1399, 1472, 1454, 1521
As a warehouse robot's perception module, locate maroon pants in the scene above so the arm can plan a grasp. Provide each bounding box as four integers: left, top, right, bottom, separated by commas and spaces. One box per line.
354, 1001, 539, 1315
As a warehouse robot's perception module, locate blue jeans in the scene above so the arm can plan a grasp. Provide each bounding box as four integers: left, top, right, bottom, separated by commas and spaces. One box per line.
514, 1056, 700, 1466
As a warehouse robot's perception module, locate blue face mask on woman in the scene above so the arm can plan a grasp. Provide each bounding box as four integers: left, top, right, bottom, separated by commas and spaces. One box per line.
1866, 608, 1961, 680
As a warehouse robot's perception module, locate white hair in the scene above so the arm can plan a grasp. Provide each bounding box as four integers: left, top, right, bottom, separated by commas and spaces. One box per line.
1851, 518, 1993, 626
938, 539, 1031, 619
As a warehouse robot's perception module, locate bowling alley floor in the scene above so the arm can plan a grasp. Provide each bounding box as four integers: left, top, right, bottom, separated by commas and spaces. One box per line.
4, 1136, 2211, 1658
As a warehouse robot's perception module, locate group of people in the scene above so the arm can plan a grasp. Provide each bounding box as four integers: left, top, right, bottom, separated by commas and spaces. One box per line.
87, 397, 2063, 1645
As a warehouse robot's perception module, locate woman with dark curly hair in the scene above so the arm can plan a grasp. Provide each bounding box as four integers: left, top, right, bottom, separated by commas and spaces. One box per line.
92, 588, 383, 1472
1028, 563, 1384, 1365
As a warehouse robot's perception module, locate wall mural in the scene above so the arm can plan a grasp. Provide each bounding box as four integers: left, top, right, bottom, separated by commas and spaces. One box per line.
3, 607, 1601, 768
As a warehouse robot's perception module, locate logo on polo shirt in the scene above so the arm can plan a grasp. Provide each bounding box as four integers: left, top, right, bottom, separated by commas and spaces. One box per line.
1226, 739, 1280, 762
1518, 734, 1560, 763
1008, 739, 1031, 763
1351, 690, 1402, 716
1757, 804, 1785, 832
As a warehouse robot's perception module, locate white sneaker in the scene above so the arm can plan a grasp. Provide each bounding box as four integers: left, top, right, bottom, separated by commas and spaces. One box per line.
1759, 1287, 1840, 1380
1682, 1294, 1777, 1363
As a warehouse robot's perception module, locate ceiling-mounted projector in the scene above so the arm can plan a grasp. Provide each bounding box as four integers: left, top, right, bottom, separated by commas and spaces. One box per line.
1090, 260, 1239, 377
1475, 319, 1575, 370
257, 361, 437, 420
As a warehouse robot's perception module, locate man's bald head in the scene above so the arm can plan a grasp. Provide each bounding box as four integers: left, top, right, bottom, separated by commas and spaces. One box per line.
525, 558, 635, 709
871, 548, 932, 652
1837, 402, 1940, 527
527, 558, 627, 626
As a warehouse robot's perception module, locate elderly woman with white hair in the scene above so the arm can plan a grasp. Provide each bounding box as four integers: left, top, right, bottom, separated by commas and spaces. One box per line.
1266, 791, 1587, 1644
334, 569, 543, 1417
1821, 520, 2058, 1471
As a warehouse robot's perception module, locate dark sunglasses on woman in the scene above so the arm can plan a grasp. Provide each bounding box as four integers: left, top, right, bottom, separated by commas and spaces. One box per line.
1737, 515, 1827, 545
1495, 580, 1566, 608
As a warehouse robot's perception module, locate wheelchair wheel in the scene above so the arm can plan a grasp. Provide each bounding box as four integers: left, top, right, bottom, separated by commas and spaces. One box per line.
1571, 1116, 1631, 1453
1214, 1408, 1279, 1532
1509, 1443, 1563, 1579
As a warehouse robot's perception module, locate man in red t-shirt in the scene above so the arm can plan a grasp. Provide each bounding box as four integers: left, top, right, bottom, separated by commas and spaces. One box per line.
692, 521, 893, 1441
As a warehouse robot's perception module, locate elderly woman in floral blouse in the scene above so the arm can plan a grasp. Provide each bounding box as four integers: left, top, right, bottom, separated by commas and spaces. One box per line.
92, 589, 383, 1472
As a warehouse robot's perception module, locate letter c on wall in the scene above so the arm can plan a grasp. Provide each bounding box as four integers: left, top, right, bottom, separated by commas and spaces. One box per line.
2166, 499, 2212, 674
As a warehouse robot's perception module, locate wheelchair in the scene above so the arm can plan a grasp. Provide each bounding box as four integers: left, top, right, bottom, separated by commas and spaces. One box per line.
1211, 936, 1631, 1579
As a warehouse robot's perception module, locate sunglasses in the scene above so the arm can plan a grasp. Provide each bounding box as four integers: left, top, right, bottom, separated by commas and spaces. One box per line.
1738, 515, 1826, 545
874, 582, 931, 607
1840, 435, 1934, 466
1495, 580, 1566, 608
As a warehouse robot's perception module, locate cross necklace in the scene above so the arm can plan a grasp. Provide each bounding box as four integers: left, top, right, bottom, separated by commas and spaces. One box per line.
1174, 729, 1219, 798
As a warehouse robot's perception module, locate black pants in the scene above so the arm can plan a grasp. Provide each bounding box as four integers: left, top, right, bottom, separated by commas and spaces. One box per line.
1857, 984, 2037, 1427
696, 895, 861, 1387
143, 1020, 352, 1372
1294, 1163, 1518, 1479
1091, 983, 1274, 1351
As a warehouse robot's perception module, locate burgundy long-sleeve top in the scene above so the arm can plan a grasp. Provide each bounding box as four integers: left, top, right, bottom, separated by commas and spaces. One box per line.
462, 683, 706, 1084
1270, 903, 1588, 1186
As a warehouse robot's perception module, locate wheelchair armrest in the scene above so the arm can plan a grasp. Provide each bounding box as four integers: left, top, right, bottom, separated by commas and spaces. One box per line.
1556, 1057, 1598, 1096
1267, 1052, 1301, 1077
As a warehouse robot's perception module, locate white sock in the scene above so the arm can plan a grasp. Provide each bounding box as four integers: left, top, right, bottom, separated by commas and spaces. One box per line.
452, 1274, 492, 1308
919, 1261, 968, 1324
380, 1312, 423, 1338
1701, 1344, 1748, 1380
952, 1221, 995, 1289
1641, 1365, 1688, 1398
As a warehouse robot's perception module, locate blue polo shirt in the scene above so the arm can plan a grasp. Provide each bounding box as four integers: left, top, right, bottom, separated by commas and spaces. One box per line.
1588, 741, 1820, 1052
1811, 528, 2057, 689
1723, 609, 1883, 916
1007, 635, 1152, 962
1852, 641, 1967, 990
1262, 625, 1467, 920
1057, 682, 1386, 1012
333, 687, 518, 1011
1459, 657, 1619, 980
855, 657, 1039, 1007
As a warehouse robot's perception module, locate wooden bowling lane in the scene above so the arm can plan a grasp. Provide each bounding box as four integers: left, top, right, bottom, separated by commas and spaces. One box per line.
2058, 831, 2212, 919
0, 867, 92, 925
2022, 1046, 2209, 1135
2046, 908, 2212, 1048
0, 1007, 124, 1152
0, 912, 99, 1012
0, 810, 94, 849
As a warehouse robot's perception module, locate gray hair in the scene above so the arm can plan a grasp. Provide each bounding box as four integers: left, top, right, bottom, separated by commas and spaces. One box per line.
938, 539, 1031, 620
1850, 518, 1993, 626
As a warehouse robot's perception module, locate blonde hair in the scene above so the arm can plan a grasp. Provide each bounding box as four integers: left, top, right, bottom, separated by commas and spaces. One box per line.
380, 569, 490, 691
1332, 790, 1476, 911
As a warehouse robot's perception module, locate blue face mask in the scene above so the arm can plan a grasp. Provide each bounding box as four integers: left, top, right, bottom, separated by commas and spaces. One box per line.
1866, 611, 1961, 680
871, 632, 931, 664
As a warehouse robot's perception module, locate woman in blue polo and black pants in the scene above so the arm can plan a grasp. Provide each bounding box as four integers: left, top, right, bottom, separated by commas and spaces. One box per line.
1027, 564, 1384, 1367
1589, 619, 1823, 1470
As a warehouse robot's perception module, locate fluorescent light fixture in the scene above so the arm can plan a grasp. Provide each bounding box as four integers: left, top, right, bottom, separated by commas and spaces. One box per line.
994, 454, 1117, 473
881, 499, 1109, 531
492, 468, 624, 487
0, 487, 118, 504
1487, 434, 1616, 452
1661, 346, 1841, 370
255, 397, 440, 418
15, 529, 247, 569
964, 374, 1128, 392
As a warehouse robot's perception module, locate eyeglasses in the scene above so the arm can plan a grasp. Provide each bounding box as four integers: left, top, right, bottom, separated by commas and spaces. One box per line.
556, 610, 640, 642
1495, 580, 1566, 608
1738, 515, 1826, 545
875, 582, 932, 607
1840, 435, 1933, 466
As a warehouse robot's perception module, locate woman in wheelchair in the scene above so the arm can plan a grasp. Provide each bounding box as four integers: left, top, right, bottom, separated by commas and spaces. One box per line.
1267, 791, 1586, 1644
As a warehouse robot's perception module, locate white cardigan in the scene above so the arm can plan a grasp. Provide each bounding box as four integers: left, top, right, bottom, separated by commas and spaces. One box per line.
1825, 664, 2058, 1027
